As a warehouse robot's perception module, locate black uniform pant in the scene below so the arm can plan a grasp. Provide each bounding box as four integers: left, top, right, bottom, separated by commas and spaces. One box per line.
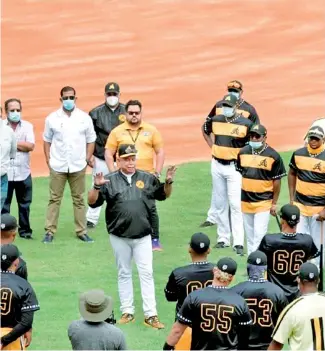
150, 201, 160, 240
2, 174, 33, 236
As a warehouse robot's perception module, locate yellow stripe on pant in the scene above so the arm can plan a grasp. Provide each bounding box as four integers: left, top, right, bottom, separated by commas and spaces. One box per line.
0, 328, 25, 350
175, 327, 192, 350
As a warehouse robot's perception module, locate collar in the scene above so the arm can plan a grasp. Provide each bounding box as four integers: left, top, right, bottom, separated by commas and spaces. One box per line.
307, 144, 325, 157
119, 170, 137, 179
0, 270, 15, 274
248, 279, 268, 283
123, 121, 144, 131
5, 119, 22, 127
281, 232, 297, 237
191, 261, 209, 265
252, 144, 268, 155
210, 285, 229, 290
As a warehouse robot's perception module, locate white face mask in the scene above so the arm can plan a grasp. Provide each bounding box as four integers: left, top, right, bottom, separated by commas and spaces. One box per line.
106, 96, 119, 107
223, 106, 235, 118
228, 91, 240, 99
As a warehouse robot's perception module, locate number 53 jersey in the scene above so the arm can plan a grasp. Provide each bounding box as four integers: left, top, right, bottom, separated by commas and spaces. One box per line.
177, 286, 252, 350
258, 233, 319, 302
1, 271, 40, 328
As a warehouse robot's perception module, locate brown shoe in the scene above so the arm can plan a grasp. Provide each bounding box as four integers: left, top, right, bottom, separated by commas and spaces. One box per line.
144, 315, 165, 329
118, 313, 135, 324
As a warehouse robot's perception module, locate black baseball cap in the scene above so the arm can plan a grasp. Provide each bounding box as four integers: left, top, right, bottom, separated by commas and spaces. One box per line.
1, 244, 20, 270
118, 144, 137, 158
105, 82, 120, 94
0, 214, 18, 231
217, 257, 237, 275
299, 262, 319, 282
247, 250, 267, 266
249, 124, 267, 137
279, 204, 300, 225
307, 126, 325, 140
189, 232, 210, 254
227, 80, 243, 92
220, 94, 238, 107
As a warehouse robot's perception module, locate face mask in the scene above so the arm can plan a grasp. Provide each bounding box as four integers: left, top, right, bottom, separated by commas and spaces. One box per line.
62, 99, 75, 111
106, 96, 119, 107
249, 141, 263, 149
223, 107, 235, 118
8, 111, 21, 123
228, 91, 240, 99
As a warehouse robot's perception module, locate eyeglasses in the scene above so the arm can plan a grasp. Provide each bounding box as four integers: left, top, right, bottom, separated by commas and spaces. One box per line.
62, 96, 75, 100
127, 111, 140, 116
9, 109, 21, 112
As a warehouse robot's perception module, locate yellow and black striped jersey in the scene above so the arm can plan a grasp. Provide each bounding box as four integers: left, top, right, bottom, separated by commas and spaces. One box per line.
203, 114, 253, 161
289, 147, 325, 216
237, 145, 287, 213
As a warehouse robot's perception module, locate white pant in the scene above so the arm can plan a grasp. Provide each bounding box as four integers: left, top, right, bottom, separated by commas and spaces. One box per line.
109, 234, 157, 318
296, 214, 325, 266
243, 211, 270, 255
86, 157, 109, 225
209, 159, 244, 247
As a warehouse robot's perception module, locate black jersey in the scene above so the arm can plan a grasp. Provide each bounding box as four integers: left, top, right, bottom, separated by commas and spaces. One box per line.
16, 256, 28, 281
231, 279, 289, 350
0, 271, 40, 328
177, 286, 252, 350
258, 233, 319, 302
164, 262, 214, 317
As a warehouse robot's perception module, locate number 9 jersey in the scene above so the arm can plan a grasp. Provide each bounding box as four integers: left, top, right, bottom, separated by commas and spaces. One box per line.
258, 232, 319, 302
177, 286, 252, 350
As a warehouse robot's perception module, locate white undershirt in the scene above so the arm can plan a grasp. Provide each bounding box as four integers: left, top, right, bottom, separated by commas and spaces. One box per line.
121, 171, 134, 184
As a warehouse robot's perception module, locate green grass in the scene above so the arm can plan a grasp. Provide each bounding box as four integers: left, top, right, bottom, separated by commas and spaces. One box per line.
8, 151, 296, 350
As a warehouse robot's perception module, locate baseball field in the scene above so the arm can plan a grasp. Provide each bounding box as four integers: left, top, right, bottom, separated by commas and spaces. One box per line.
2, 0, 325, 349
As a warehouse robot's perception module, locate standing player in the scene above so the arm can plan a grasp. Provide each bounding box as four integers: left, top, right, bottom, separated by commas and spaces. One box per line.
201, 94, 253, 255
236, 124, 287, 255
258, 204, 319, 303
268, 262, 325, 351
0, 244, 40, 350
164, 232, 214, 350
163, 257, 252, 350
288, 126, 325, 267
232, 250, 288, 350
303, 116, 325, 143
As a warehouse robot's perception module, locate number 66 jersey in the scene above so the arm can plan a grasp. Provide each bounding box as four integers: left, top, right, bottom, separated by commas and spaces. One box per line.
258, 232, 319, 302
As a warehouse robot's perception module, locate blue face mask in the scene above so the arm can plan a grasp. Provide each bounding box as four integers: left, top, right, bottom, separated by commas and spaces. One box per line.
228, 91, 240, 99
8, 111, 21, 123
62, 99, 75, 111
249, 141, 263, 150
222, 106, 235, 118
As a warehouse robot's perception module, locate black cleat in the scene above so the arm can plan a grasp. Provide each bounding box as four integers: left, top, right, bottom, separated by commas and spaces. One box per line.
200, 221, 215, 228
78, 233, 94, 243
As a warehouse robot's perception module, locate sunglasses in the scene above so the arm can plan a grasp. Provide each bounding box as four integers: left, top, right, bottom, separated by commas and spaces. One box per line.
62, 96, 75, 100
127, 111, 140, 116
9, 109, 21, 112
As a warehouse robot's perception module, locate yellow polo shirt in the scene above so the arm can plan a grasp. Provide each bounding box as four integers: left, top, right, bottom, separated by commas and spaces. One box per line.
105, 121, 163, 173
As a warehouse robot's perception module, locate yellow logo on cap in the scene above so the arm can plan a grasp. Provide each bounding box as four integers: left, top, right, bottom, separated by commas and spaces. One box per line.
253, 125, 259, 130
119, 114, 126, 122
225, 96, 231, 101
136, 180, 144, 189
109, 84, 115, 89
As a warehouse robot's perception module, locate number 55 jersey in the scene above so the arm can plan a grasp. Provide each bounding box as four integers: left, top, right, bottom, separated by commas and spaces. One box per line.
258, 232, 319, 302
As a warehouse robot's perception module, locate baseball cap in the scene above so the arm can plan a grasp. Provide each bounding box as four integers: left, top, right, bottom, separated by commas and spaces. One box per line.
220, 94, 238, 108
1, 244, 20, 270
79, 289, 114, 322
118, 144, 137, 158
0, 214, 18, 231
247, 250, 267, 266
249, 124, 267, 136
217, 257, 237, 275
279, 204, 300, 225
298, 262, 319, 282
307, 126, 325, 140
189, 232, 210, 254
105, 82, 120, 94
227, 80, 243, 92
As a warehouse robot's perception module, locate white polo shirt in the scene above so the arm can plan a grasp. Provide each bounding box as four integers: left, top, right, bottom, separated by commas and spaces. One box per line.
43, 107, 96, 173
0, 120, 17, 177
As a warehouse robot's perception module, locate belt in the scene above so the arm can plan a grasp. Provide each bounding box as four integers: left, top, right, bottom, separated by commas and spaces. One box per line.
212, 156, 235, 165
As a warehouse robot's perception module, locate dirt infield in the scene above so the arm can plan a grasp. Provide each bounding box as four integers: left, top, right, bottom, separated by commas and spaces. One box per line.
2, 0, 325, 177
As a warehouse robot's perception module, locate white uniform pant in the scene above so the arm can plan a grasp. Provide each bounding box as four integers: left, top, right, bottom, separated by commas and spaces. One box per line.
296, 214, 325, 267
243, 211, 270, 255
209, 159, 244, 247
109, 234, 157, 318
86, 157, 109, 225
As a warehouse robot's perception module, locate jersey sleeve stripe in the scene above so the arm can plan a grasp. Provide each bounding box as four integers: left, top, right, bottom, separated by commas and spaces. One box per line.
311, 317, 325, 351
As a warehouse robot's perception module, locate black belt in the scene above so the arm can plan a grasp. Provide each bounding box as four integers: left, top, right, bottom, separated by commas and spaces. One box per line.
212, 156, 235, 165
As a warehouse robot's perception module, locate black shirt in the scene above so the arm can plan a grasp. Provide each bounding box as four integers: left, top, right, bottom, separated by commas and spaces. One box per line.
164, 262, 214, 317
88, 170, 167, 239
231, 279, 288, 350
90, 103, 126, 160
177, 286, 252, 350
16, 256, 28, 280
258, 233, 319, 302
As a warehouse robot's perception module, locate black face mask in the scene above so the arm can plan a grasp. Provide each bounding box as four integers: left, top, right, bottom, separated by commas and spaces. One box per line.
104, 311, 116, 325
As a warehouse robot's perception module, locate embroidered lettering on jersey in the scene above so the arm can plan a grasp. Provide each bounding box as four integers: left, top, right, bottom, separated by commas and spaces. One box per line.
231, 127, 240, 135
258, 158, 268, 168
313, 162, 322, 172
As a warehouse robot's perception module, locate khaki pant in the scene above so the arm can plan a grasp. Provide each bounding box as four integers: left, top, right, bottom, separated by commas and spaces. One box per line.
45, 167, 86, 236
1, 328, 25, 350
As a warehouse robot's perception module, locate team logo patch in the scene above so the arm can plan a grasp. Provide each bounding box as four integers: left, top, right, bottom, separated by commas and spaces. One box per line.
136, 180, 144, 189
200, 242, 205, 248
231, 127, 239, 135
2, 255, 7, 261
222, 264, 228, 271
109, 83, 115, 89
143, 131, 150, 136
258, 158, 267, 168
0, 223, 5, 229
252, 125, 259, 130
256, 258, 261, 264
225, 96, 231, 101
119, 114, 126, 122
309, 273, 314, 279
292, 215, 296, 220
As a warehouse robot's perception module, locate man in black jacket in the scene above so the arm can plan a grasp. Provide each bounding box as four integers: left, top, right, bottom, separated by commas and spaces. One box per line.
86, 82, 126, 228
88, 144, 177, 330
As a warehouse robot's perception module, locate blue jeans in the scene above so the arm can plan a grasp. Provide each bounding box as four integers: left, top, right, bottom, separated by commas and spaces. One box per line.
0, 174, 8, 212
